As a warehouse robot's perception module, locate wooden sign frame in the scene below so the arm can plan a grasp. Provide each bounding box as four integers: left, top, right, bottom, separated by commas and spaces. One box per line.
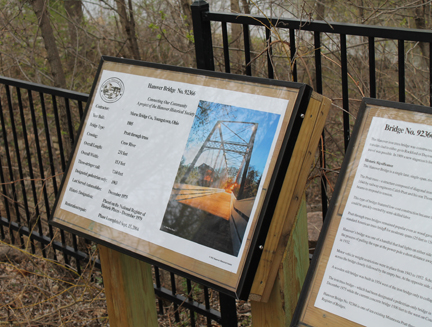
50, 56, 314, 299
292, 98, 432, 326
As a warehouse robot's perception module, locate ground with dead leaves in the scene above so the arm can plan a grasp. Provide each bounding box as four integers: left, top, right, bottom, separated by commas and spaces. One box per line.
0, 243, 252, 326
0, 243, 108, 326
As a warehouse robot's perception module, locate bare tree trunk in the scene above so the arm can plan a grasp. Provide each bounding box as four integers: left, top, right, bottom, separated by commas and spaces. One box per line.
63, 0, 83, 69
315, 0, 326, 20
240, 0, 255, 74
63, 0, 83, 50
31, 0, 72, 157
231, 0, 242, 43
31, 0, 66, 89
178, 0, 194, 67
230, 0, 243, 73
115, 0, 141, 60
240, 0, 251, 14
180, 0, 193, 33
358, 0, 364, 23
414, 0, 429, 63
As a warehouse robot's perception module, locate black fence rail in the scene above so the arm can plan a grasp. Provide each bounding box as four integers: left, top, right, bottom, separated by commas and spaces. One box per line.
191, 0, 432, 217
0, 76, 237, 326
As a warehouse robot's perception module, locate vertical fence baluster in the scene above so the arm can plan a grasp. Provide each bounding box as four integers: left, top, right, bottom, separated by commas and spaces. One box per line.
64, 97, 82, 272
290, 28, 297, 82
72, 235, 80, 273
222, 22, 231, 73
6, 86, 27, 245
17, 87, 37, 253
40, 92, 58, 197
170, 272, 180, 322
0, 93, 16, 244
39, 92, 58, 260
28, 90, 48, 257
369, 37, 376, 98
64, 97, 75, 146
78, 101, 84, 119
340, 34, 350, 151
243, 24, 252, 76
0, 155, 8, 239
154, 266, 164, 314
203, 286, 211, 327
266, 27, 274, 79
52, 96, 66, 172
398, 39, 405, 103
314, 31, 328, 219
430, 42, 432, 107
51, 95, 71, 265
314, 31, 323, 93
187, 279, 195, 325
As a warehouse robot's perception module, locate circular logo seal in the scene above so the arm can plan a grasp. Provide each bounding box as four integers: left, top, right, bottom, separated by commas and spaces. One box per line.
100, 77, 124, 103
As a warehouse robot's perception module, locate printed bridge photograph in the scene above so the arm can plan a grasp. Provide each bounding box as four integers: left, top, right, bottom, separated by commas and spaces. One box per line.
160, 100, 280, 256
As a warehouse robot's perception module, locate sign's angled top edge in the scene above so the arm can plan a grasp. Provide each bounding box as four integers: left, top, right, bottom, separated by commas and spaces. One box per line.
100, 55, 309, 90
362, 97, 432, 114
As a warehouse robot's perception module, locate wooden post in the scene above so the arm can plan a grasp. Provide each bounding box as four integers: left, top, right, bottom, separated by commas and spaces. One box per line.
248, 94, 330, 302
98, 245, 158, 327
251, 194, 309, 326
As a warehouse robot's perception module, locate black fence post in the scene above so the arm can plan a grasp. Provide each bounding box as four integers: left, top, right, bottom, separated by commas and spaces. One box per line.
191, 0, 214, 71
219, 293, 238, 327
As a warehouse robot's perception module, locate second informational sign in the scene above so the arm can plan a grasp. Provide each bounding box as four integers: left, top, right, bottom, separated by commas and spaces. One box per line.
51, 57, 313, 297
292, 98, 432, 327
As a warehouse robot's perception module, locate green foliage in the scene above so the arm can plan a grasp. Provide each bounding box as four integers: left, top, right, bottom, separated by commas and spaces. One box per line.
239, 314, 252, 326
148, 23, 158, 30
186, 30, 194, 43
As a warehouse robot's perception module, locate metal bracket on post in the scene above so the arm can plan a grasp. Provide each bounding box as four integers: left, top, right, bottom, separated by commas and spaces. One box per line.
191, 0, 215, 71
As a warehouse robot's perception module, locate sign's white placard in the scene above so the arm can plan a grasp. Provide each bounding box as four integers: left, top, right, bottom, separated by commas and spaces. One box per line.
315, 117, 432, 326
60, 69, 288, 273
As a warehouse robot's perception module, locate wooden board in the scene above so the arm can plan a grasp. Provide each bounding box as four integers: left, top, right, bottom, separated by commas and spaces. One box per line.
251, 194, 309, 326
99, 245, 158, 327
292, 98, 432, 327
249, 92, 331, 302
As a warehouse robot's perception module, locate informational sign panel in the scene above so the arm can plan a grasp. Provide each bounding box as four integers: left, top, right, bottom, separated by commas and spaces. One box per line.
292, 98, 432, 326
51, 56, 313, 297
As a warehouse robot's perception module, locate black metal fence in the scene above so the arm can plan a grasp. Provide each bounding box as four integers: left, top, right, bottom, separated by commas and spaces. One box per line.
1, 1, 432, 326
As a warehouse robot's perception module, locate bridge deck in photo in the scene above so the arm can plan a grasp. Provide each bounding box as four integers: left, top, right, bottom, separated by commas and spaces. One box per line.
172, 184, 231, 220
